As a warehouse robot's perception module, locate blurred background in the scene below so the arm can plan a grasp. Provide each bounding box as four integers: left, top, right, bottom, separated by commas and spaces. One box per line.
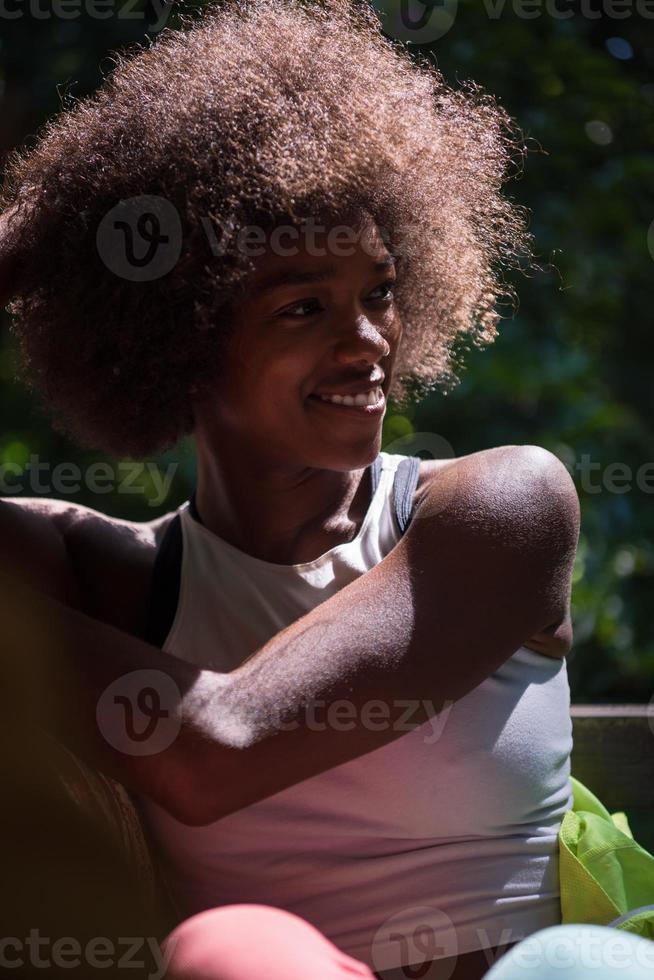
0, 0, 653, 703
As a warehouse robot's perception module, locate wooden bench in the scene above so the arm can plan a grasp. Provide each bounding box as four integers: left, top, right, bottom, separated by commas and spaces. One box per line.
571, 704, 654, 851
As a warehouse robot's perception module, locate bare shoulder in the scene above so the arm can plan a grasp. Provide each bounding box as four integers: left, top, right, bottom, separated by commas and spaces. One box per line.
63, 502, 177, 634
0, 496, 176, 633
413, 445, 580, 655
0, 496, 86, 606
416, 444, 579, 545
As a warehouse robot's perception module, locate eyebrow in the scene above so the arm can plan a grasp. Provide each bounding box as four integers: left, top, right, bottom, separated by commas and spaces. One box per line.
250, 256, 397, 298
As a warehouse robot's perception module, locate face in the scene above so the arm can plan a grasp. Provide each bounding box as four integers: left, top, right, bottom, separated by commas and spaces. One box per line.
193, 216, 403, 472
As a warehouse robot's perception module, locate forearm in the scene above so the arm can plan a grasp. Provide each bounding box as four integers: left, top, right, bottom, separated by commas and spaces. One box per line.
0, 531, 466, 825
1, 556, 424, 823
1, 569, 210, 822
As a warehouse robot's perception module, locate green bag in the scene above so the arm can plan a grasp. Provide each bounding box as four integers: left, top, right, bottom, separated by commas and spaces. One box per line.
559, 775, 654, 940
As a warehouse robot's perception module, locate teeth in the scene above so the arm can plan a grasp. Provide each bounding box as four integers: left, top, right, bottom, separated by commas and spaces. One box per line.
317, 386, 382, 407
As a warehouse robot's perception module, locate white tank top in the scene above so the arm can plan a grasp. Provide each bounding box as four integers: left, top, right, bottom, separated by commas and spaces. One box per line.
137, 451, 573, 972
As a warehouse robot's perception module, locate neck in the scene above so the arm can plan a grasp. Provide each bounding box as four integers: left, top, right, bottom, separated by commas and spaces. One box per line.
192, 437, 375, 566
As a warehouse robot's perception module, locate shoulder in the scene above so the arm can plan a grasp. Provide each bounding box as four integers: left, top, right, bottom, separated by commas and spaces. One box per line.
413, 443, 580, 605
411, 445, 579, 649
0, 496, 87, 606
416, 444, 579, 541
416, 442, 573, 489
0, 496, 177, 633
65, 504, 178, 635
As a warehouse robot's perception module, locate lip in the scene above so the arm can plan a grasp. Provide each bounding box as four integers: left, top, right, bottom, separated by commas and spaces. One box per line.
311, 374, 386, 397
307, 389, 386, 417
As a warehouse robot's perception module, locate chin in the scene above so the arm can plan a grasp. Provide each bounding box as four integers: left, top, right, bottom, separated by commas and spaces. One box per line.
311, 436, 382, 473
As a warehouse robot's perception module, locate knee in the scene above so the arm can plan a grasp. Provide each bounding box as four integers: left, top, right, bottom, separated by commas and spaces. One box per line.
160, 904, 374, 980
484, 924, 654, 980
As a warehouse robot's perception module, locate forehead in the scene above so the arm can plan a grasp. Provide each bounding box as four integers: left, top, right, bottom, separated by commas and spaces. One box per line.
244, 218, 396, 299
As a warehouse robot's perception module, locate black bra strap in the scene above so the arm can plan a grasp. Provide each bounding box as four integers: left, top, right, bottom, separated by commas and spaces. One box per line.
369, 454, 382, 498
188, 490, 202, 523
392, 455, 421, 535
144, 513, 183, 648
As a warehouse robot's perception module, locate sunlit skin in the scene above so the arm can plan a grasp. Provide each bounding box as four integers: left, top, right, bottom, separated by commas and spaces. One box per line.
191, 216, 404, 566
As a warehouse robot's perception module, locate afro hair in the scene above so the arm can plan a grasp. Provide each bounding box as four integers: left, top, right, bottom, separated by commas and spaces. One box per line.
1, 0, 532, 458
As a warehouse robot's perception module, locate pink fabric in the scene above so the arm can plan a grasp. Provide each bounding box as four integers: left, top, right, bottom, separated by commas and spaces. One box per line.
162, 904, 375, 980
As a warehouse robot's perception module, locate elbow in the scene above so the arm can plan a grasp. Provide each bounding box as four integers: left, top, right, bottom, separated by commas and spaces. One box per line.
158, 769, 231, 826
160, 724, 256, 827
163, 794, 224, 828
164, 785, 250, 827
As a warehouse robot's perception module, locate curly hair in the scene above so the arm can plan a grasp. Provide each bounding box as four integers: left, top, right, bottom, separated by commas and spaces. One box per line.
0, 0, 532, 458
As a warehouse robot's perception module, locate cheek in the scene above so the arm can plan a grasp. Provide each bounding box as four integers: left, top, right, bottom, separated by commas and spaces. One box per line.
225, 326, 318, 412
237, 372, 302, 425
259, 377, 305, 411
262, 353, 316, 402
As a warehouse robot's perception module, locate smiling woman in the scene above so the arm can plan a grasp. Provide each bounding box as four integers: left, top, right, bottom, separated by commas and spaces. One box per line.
0, 2, 595, 980
0, 0, 530, 459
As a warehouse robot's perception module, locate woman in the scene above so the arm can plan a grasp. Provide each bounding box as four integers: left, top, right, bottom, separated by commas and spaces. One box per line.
0, 1, 623, 978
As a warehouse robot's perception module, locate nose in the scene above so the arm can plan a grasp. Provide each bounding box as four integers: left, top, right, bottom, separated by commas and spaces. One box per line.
333, 316, 392, 367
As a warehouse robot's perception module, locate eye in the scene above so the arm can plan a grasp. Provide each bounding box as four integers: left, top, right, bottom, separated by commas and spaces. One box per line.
278, 279, 398, 319
370, 279, 397, 303
279, 297, 323, 319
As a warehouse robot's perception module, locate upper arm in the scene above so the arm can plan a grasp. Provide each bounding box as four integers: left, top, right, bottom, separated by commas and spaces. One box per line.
0, 498, 82, 608
411, 444, 580, 649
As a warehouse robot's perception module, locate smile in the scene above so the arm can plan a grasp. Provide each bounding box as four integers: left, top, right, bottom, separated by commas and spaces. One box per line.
307, 386, 386, 416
